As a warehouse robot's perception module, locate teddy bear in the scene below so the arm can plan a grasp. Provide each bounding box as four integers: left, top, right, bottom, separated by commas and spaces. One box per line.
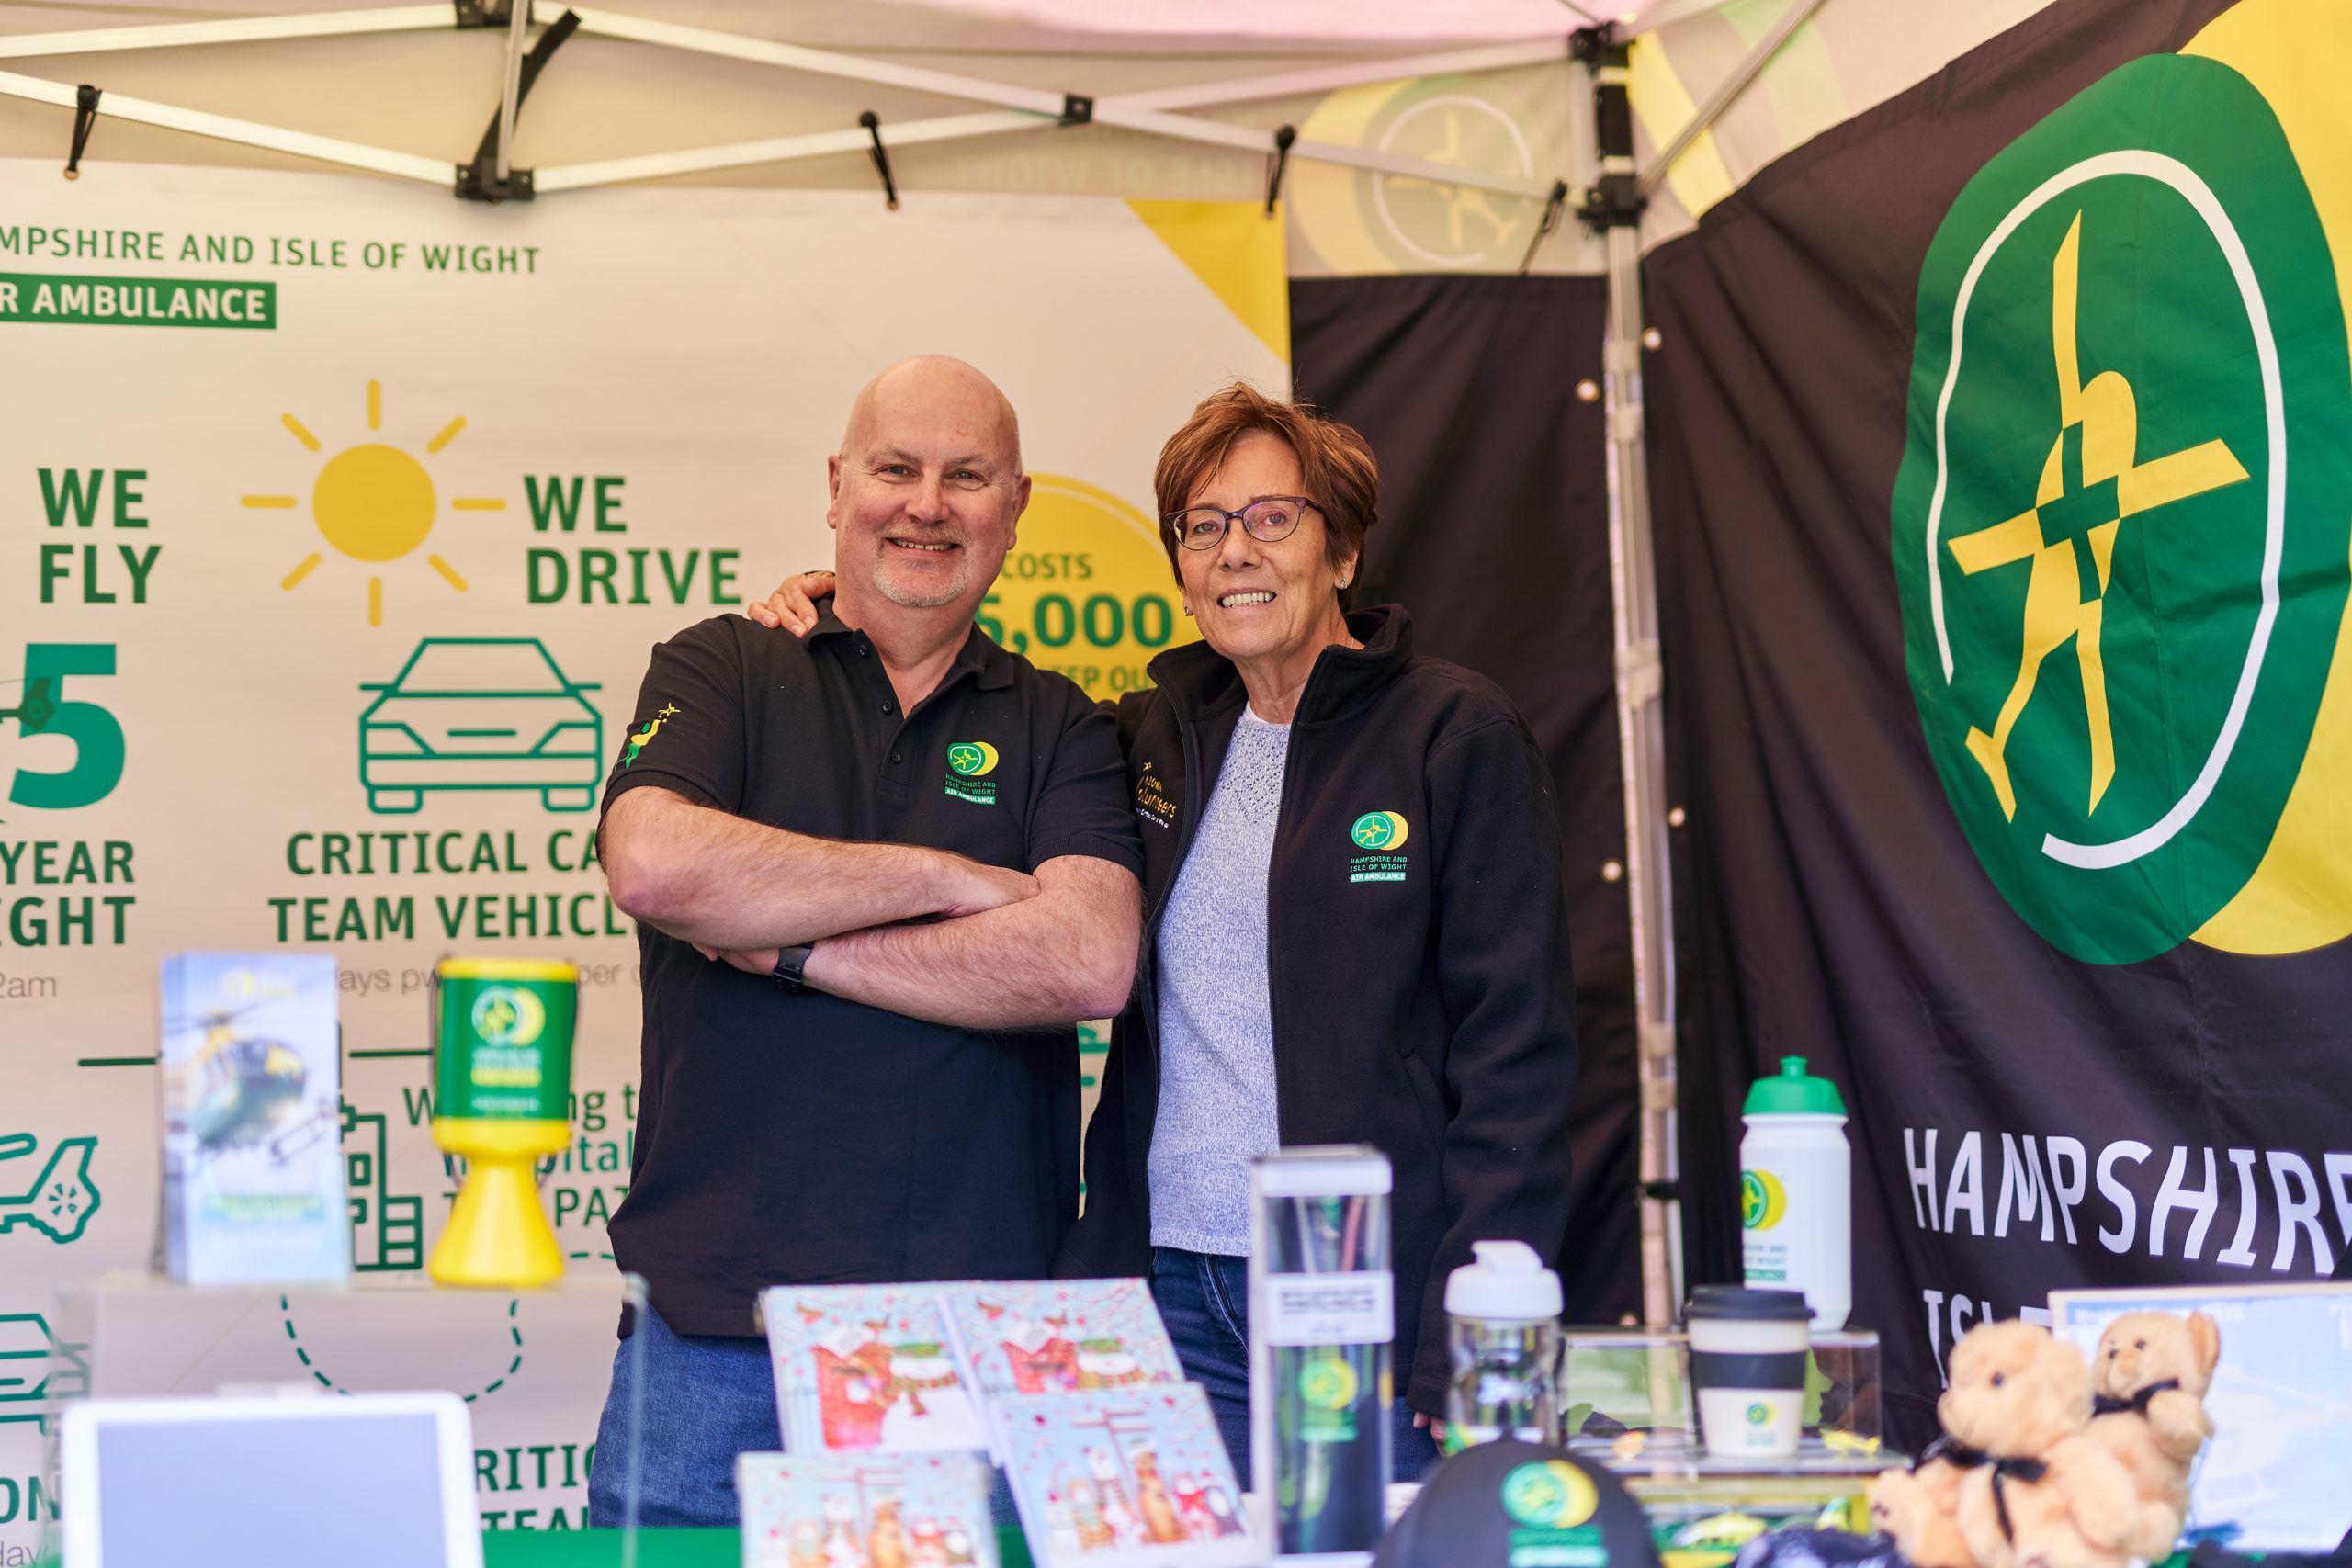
1869, 1443, 1975, 1568
1870, 1320, 2140, 1568
2085, 1310, 2220, 1560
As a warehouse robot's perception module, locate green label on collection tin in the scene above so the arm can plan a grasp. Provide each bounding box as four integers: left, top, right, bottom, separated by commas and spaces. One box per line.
435, 970, 575, 1120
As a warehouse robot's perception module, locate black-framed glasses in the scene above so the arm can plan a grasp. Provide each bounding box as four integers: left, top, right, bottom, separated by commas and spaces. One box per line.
1165, 496, 1319, 551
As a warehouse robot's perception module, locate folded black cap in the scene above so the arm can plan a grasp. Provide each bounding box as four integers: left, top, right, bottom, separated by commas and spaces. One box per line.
1374, 1440, 1661, 1568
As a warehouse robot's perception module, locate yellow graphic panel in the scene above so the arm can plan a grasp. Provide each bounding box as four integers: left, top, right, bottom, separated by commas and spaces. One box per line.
2187, 0, 2352, 953
1629, 36, 1737, 221
1126, 200, 1290, 363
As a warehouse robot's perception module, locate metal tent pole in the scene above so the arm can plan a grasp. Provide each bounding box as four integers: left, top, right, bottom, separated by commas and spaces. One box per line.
1574, 25, 1680, 1328
1576, 0, 1831, 1325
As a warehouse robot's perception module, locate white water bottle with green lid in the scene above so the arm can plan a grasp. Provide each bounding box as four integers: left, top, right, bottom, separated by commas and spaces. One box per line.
1740, 1056, 1849, 1329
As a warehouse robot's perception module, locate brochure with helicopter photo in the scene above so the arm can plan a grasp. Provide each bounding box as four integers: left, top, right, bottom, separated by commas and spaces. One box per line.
159, 953, 348, 1283
759, 1283, 989, 1455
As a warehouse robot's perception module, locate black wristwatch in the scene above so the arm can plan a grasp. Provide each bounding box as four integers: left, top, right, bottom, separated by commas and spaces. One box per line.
771, 943, 816, 993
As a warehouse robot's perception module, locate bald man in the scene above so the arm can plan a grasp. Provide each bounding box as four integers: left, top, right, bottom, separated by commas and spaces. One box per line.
589, 357, 1144, 1526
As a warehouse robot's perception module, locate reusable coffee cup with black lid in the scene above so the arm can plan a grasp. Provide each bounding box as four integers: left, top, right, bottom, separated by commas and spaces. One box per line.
1684, 1285, 1811, 1460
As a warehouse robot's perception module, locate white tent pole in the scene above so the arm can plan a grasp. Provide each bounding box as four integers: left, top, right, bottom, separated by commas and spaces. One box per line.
540, 3, 1069, 116
534, 110, 1036, 193
1639, 0, 1827, 193
0, 68, 451, 185
0, 6, 452, 60
537, 109, 1554, 198
1109, 37, 1569, 111
1578, 29, 1682, 1327
495, 0, 529, 184
533, 3, 1557, 198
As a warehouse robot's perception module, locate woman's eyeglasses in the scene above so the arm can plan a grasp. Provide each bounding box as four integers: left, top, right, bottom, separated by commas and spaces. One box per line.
1165, 497, 1319, 551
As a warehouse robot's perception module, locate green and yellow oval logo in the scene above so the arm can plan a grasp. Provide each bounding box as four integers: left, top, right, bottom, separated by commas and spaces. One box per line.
1351, 810, 1409, 851
1298, 1353, 1360, 1411
469, 984, 544, 1048
1746, 1402, 1773, 1427
1499, 1460, 1598, 1529
946, 741, 999, 778
1892, 31, 2352, 964
1739, 1169, 1786, 1231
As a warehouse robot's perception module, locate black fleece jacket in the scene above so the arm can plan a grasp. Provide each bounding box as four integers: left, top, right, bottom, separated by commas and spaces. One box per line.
1055, 604, 1578, 1417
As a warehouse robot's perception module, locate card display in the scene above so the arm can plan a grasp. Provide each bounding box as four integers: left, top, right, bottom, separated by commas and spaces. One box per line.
936, 1280, 1183, 1404
159, 953, 348, 1284
762, 1285, 987, 1455
737, 1450, 998, 1568
995, 1386, 1256, 1568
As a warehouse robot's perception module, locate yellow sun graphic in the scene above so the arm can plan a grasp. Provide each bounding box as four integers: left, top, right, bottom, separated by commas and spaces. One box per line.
240, 379, 505, 626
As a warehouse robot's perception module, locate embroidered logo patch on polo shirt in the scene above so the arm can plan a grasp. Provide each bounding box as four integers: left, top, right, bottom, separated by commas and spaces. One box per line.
1348, 810, 1409, 883
620, 703, 680, 770
944, 740, 1000, 804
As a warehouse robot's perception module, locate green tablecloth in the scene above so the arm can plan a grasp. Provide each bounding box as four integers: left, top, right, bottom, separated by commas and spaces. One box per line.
481, 1526, 1035, 1567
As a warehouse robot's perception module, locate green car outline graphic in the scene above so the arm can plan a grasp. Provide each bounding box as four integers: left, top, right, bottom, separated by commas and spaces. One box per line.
359, 637, 604, 814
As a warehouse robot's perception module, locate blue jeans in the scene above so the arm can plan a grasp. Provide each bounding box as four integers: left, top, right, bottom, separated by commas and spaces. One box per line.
588, 1303, 781, 1529
1149, 1246, 1439, 1487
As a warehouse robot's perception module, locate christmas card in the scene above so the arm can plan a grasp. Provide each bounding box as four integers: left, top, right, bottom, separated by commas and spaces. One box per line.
736, 1450, 998, 1568
995, 1385, 1257, 1568
761, 1284, 989, 1455
935, 1280, 1184, 1407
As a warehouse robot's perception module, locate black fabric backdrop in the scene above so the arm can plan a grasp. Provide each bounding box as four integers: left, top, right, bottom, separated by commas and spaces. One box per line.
1643, 0, 2352, 1450
1291, 275, 1647, 1324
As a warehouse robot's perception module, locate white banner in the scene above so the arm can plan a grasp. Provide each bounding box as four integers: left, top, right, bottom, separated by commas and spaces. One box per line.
0, 158, 1285, 1547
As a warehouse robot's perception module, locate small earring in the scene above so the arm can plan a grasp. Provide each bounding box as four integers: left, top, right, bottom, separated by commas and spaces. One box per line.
1182, 603, 1194, 616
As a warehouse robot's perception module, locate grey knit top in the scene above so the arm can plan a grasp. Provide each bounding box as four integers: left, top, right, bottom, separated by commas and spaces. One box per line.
1147, 705, 1290, 1256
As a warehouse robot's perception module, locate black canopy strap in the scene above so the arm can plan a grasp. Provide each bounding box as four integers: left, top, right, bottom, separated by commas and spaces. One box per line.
2092, 1377, 2181, 1416
1264, 124, 1297, 216
455, 7, 581, 203
63, 85, 101, 181
859, 112, 900, 211
1519, 178, 1572, 275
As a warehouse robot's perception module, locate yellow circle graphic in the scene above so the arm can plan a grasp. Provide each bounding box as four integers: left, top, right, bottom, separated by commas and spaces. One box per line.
984, 474, 1198, 702
1292, 76, 1542, 275
311, 443, 436, 562
2182, 0, 2352, 953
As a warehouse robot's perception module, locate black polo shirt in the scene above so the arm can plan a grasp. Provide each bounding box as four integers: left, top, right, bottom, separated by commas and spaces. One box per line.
599, 609, 1141, 1337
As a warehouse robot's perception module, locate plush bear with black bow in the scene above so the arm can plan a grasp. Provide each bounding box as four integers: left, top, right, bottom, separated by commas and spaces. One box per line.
1870, 1321, 2139, 1568
1869, 1441, 1974, 1568
2086, 1310, 2220, 1560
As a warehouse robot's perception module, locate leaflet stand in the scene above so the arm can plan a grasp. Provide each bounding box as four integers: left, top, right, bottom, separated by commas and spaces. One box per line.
39, 1270, 651, 1564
